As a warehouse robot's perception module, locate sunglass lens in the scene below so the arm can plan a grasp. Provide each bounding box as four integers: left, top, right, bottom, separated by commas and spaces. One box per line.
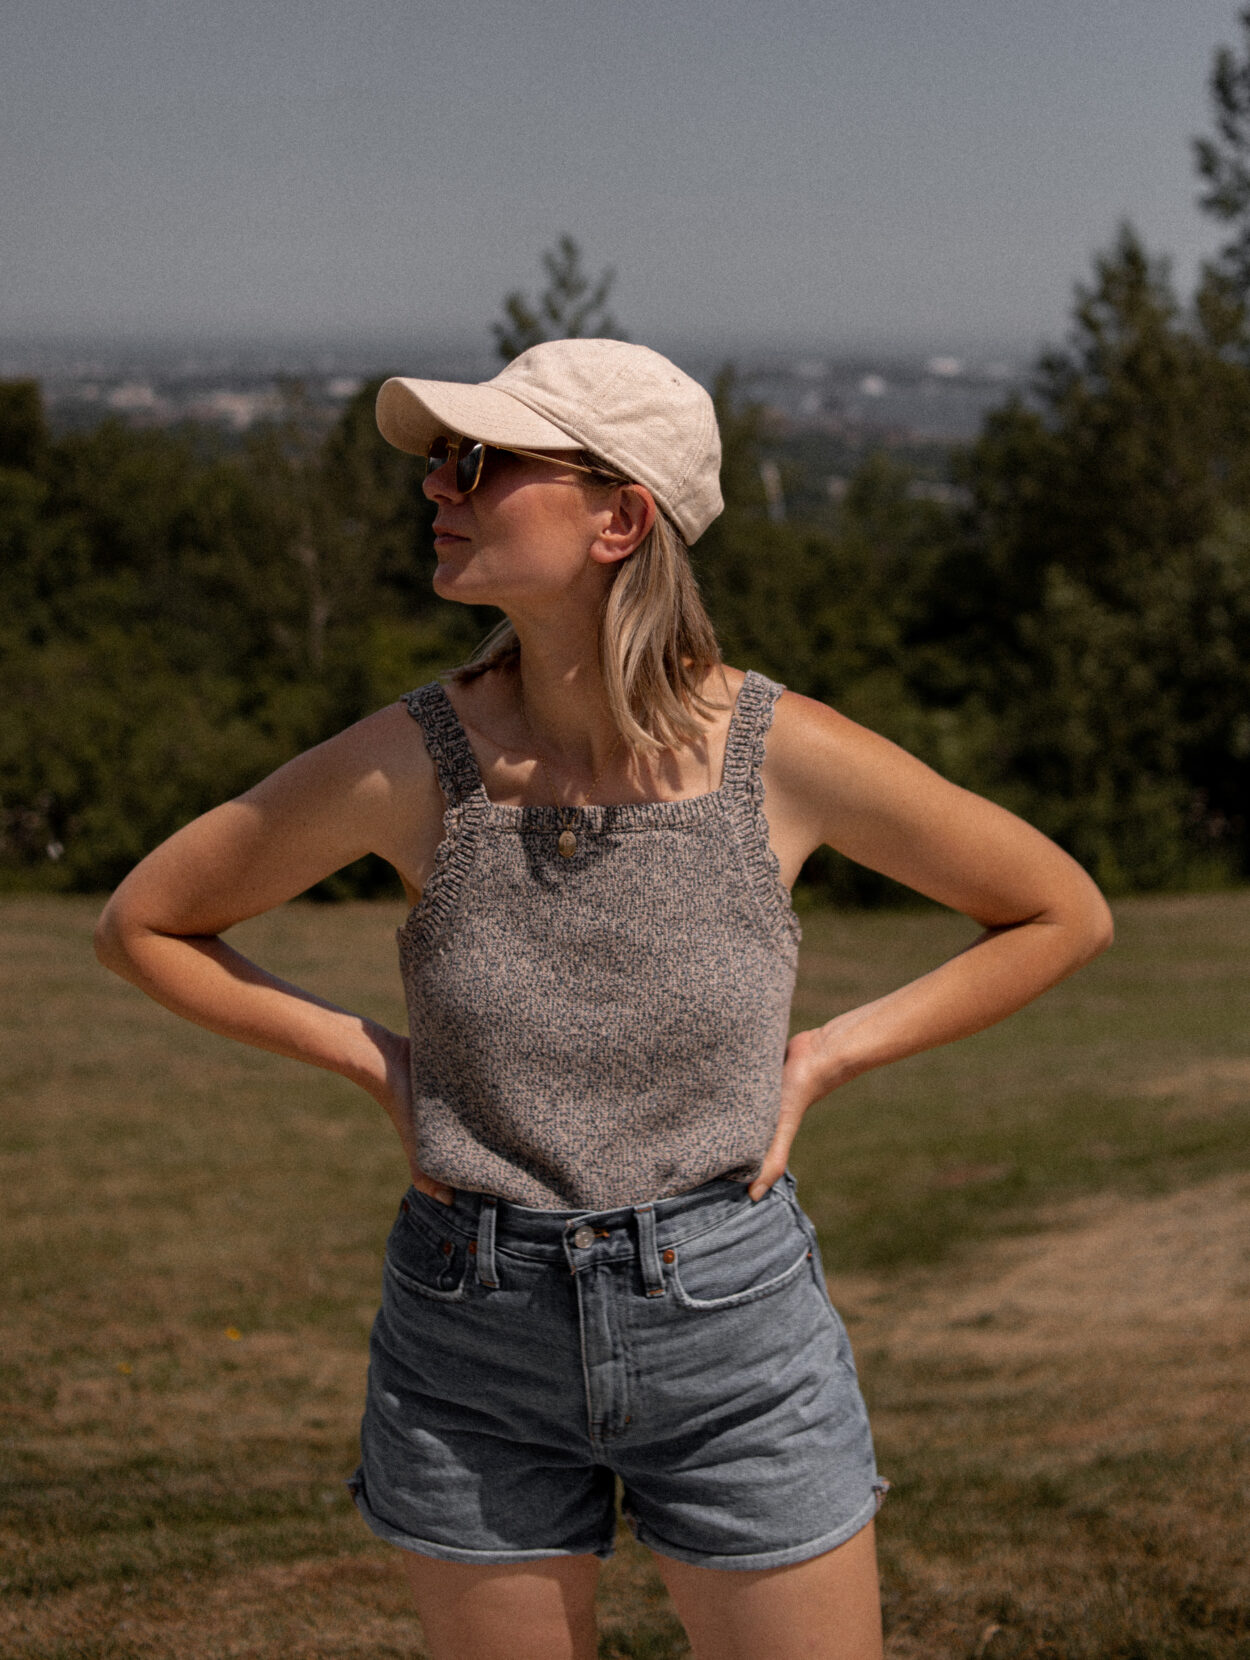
457, 442, 486, 493
426, 437, 452, 477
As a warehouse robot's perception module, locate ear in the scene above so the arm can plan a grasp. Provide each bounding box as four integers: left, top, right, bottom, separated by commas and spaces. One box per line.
589, 483, 657, 566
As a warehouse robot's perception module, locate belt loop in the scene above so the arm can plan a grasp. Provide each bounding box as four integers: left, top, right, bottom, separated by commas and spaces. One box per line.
777, 1167, 801, 1218
476, 1196, 500, 1288
634, 1202, 666, 1297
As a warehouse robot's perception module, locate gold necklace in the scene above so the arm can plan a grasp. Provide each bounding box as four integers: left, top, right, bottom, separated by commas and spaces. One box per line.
520, 697, 623, 859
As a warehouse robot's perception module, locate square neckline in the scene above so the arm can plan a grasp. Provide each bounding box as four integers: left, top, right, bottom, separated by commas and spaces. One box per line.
398, 667, 800, 947
426, 670, 768, 831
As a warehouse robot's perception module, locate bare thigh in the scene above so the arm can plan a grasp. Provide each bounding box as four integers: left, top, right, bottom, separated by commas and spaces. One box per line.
653, 1520, 884, 1660
400, 1551, 602, 1660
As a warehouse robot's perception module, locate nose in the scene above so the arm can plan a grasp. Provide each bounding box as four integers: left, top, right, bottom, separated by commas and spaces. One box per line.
422, 459, 467, 504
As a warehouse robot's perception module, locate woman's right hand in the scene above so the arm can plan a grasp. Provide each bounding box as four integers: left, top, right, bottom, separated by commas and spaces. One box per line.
367, 1022, 456, 1207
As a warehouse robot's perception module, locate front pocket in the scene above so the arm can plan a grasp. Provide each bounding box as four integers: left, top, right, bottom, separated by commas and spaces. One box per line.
383, 1203, 472, 1303
669, 1195, 815, 1311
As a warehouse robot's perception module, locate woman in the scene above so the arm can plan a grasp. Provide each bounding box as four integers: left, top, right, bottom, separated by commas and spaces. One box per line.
95, 337, 1113, 1660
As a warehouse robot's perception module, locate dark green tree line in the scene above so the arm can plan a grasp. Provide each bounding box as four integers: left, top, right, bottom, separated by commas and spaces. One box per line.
904, 226, 1250, 889
7, 15, 1250, 905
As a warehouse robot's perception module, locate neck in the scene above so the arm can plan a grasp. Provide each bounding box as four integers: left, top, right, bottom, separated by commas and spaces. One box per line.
507, 615, 621, 773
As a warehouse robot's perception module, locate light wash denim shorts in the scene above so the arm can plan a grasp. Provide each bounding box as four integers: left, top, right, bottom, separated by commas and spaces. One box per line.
349, 1169, 886, 1571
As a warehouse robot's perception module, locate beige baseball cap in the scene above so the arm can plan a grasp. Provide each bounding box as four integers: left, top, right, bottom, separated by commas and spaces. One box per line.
375, 337, 724, 544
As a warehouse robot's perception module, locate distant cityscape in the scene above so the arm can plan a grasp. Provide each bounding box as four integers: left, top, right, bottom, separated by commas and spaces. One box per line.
0, 336, 1033, 450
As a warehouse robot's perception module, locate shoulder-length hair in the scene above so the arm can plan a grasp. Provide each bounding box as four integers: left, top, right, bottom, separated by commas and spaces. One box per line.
448, 456, 726, 754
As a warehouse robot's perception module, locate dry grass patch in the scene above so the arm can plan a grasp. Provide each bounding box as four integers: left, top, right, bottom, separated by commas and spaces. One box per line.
0, 1554, 419, 1660
3, 894, 1249, 1658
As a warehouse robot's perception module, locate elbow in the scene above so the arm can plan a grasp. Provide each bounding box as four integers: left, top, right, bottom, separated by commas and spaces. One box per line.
1036, 871, 1113, 972
93, 899, 134, 978
1093, 899, 1115, 955
1073, 889, 1114, 965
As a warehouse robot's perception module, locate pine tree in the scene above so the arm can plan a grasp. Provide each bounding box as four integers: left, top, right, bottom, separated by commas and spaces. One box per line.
1194, 5, 1250, 295
492, 236, 622, 363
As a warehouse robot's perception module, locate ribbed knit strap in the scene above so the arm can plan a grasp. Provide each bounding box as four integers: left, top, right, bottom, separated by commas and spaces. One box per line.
720, 670, 784, 791
398, 683, 489, 951
401, 682, 487, 807
721, 671, 802, 947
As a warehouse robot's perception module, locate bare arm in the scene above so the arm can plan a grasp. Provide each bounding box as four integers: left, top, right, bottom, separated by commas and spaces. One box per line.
93, 703, 453, 1199
749, 692, 1114, 1197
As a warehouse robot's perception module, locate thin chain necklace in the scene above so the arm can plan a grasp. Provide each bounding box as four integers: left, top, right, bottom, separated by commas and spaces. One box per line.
519, 695, 623, 859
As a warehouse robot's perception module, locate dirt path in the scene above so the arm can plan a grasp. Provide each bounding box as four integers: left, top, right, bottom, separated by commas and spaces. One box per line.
842, 1173, 1250, 1658
839, 1169, 1250, 1364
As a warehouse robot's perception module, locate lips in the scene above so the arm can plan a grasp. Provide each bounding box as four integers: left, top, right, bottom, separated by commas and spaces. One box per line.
432, 521, 469, 543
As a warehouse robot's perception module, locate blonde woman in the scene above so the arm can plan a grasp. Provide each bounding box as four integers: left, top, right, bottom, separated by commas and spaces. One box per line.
96, 338, 1113, 1660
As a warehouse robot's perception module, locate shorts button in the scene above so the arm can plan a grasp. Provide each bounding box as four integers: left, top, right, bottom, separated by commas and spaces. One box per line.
572, 1225, 596, 1249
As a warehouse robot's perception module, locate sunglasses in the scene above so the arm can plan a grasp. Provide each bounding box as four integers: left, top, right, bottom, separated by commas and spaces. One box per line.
425, 435, 608, 494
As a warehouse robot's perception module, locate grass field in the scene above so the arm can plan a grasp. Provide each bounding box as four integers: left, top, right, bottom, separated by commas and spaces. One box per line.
1, 892, 1248, 1658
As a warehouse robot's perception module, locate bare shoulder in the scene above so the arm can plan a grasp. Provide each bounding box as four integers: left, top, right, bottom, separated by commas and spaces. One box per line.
751, 687, 909, 879
760, 686, 1110, 930
236, 697, 445, 890
763, 684, 1001, 847
768, 686, 866, 744
764, 688, 890, 793
99, 698, 446, 936
241, 698, 437, 808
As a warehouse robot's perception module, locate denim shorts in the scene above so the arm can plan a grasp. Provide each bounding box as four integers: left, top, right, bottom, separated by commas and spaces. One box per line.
348, 1169, 885, 1571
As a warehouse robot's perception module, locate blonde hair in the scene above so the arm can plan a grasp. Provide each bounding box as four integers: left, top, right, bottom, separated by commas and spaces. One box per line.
449, 460, 726, 754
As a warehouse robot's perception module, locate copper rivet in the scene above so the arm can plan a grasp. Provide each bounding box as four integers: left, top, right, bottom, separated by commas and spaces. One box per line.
662, 1249, 675, 1264
468, 1241, 477, 1254
441, 1241, 453, 1256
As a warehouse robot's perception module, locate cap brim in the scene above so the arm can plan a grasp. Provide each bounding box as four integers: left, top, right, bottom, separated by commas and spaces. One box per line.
375, 376, 582, 456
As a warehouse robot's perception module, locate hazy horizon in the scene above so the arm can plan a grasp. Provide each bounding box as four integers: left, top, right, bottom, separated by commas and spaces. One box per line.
0, 323, 1045, 366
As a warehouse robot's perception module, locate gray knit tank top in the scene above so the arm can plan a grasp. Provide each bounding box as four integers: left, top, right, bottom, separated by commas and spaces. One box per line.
397, 670, 802, 1211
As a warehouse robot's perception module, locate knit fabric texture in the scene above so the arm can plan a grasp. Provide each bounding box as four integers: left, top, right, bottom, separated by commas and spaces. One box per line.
397, 670, 802, 1210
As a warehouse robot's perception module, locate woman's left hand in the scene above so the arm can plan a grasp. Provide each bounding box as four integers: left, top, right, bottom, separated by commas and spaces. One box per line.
748, 1026, 839, 1201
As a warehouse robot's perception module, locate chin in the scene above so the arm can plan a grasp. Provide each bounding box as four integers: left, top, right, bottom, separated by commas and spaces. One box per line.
432, 564, 497, 605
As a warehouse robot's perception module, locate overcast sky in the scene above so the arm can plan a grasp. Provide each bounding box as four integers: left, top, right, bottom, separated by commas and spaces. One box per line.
1, 1, 1242, 356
